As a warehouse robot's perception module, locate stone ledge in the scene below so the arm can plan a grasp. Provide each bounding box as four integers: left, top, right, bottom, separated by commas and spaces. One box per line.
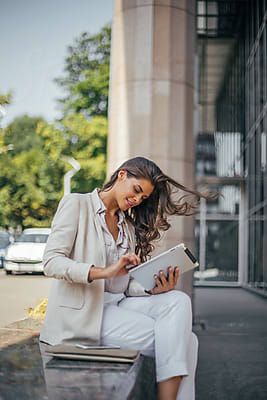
0, 318, 157, 399
0, 317, 43, 349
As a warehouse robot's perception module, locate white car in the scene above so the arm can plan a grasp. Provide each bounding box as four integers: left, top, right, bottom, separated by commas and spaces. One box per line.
0, 229, 12, 269
4, 228, 51, 274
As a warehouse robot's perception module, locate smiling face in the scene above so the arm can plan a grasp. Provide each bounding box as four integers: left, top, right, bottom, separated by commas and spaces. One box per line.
115, 170, 154, 211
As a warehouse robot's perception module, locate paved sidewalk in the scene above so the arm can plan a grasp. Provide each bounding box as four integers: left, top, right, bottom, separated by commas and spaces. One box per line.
193, 287, 267, 400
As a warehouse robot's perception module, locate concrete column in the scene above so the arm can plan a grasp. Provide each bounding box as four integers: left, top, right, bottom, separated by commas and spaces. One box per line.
108, 0, 196, 297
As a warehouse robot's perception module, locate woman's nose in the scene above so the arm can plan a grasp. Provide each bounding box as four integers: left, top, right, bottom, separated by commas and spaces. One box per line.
135, 194, 143, 204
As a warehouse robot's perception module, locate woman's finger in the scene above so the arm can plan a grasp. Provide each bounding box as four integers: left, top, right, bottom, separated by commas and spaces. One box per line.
128, 253, 140, 265
168, 266, 174, 286
159, 270, 168, 286
122, 253, 139, 267
154, 274, 162, 287
174, 267, 180, 284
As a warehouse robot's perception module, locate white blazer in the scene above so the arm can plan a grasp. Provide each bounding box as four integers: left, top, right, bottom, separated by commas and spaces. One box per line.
40, 188, 148, 345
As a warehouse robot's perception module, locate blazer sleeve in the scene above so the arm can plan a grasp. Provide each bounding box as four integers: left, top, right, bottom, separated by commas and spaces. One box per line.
43, 193, 91, 284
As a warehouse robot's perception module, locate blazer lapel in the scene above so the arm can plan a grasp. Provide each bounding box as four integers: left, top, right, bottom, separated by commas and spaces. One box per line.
88, 189, 107, 266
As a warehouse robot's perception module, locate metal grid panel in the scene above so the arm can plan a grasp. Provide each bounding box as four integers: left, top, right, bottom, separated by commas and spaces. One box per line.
197, 0, 247, 38
215, 0, 267, 293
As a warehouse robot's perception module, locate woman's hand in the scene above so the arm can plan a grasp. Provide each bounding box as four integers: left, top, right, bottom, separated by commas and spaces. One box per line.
105, 253, 140, 279
149, 266, 180, 295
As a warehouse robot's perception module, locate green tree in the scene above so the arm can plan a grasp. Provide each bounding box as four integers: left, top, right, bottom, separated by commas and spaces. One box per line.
55, 24, 111, 118
37, 114, 107, 194
62, 114, 107, 192
0, 91, 12, 106
0, 90, 12, 126
49, 23, 111, 194
0, 23, 111, 228
0, 115, 61, 228
3, 114, 44, 154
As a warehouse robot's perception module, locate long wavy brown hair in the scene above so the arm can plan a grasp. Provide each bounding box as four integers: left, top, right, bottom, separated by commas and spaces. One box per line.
100, 157, 218, 262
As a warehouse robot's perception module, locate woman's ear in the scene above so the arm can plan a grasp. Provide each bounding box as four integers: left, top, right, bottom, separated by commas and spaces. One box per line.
117, 170, 127, 181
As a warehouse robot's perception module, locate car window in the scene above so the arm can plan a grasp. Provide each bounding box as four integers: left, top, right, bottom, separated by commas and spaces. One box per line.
16, 234, 49, 243
0, 232, 10, 249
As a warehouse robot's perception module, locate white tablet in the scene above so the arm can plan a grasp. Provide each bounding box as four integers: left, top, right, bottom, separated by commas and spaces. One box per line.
128, 243, 199, 290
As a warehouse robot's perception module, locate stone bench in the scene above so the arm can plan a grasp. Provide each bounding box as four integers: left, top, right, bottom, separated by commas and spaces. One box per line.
0, 318, 157, 400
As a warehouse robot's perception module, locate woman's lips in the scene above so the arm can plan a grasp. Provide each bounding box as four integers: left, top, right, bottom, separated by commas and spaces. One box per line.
126, 198, 134, 208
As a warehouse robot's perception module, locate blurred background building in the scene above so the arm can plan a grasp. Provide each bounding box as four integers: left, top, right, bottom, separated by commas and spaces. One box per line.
109, 0, 266, 297
195, 0, 267, 297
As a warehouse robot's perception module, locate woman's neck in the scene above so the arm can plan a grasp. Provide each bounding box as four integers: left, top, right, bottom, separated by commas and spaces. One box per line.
98, 189, 119, 216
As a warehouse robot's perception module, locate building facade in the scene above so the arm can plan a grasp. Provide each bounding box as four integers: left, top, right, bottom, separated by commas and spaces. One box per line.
108, 0, 267, 297
195, 0, 267, 296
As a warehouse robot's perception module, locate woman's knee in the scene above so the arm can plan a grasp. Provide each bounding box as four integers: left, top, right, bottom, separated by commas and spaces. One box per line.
166, 290, 192, 311
188, 332, 199, 370
191, 332, 199, 351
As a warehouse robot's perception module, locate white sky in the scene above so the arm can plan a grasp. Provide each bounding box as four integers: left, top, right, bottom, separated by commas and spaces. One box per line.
0, 0, 113, 126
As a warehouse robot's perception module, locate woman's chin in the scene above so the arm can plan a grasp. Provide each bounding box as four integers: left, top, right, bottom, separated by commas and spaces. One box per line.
118, 201, 127, 212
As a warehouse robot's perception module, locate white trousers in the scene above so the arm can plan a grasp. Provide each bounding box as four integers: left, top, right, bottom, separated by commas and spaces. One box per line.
101, 290, 199, 400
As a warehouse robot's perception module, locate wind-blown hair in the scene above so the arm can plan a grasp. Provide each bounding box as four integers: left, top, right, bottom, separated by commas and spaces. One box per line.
100, 157, 218, 262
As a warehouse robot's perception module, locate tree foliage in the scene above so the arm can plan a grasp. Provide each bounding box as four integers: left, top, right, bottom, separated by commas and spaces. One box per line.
0, 114, 107, 228
37, 114, 108, 195
0, 24, 111, 228
4, 114, 43, 154
0, 91, 12, 124
55, 24, 111, 118
0, 92, 12, 106
0, 115, 56, 228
